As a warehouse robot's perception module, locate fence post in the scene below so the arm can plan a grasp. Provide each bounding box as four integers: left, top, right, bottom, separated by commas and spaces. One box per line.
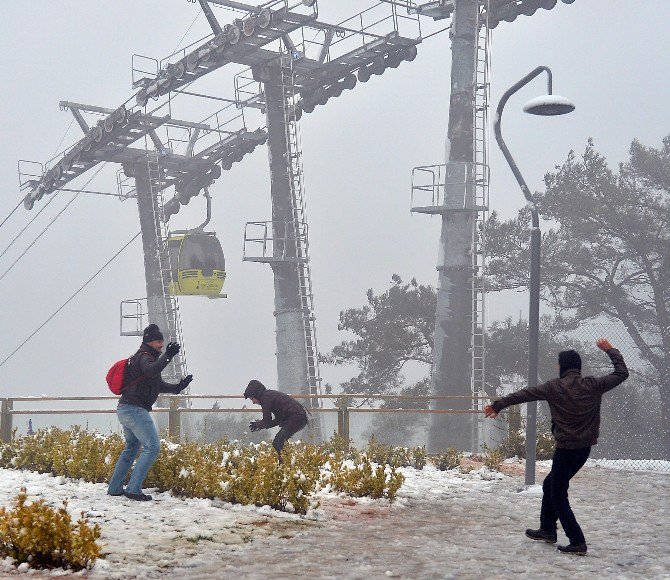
336, 396, 350, 444
168, 397, 181, 441
1, 399, 13, 443
508, 406, 521, 435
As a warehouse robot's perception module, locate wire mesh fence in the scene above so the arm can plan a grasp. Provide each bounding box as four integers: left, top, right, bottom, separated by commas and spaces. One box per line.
554, 321, 667, 469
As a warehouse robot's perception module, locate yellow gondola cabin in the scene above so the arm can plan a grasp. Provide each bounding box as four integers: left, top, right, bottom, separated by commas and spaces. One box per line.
167, 232, 226, 297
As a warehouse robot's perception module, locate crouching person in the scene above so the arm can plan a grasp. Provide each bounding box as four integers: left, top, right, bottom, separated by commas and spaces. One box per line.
108, 324, 193, 501
244, 379, 308, 461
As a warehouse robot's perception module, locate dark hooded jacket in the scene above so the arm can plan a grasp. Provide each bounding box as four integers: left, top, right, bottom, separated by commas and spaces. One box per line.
491, 348, 629, 449
244, 381, 307, 429
119, 343, 182, 412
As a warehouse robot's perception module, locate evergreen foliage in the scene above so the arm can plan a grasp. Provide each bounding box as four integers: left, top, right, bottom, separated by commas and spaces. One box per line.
487, 136, 670, 453
0, 429, 406, 514
0, 488, 101, 571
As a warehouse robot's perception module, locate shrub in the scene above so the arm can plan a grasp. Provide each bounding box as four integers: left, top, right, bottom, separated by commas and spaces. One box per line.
0, 488, 101, 571
497, 420, 555, 461
431, 447, 463, 471
365, 436, 427, 470
0, 427, 123, 482
0, 429, 413, 514
326, 453, 405, 500
480, 444, 504, 471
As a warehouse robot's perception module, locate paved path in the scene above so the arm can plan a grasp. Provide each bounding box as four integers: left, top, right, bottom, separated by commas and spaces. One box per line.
170, 466, 670, 579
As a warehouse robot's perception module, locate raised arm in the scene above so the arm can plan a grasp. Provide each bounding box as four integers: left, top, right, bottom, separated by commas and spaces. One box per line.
594, 338, 629, 394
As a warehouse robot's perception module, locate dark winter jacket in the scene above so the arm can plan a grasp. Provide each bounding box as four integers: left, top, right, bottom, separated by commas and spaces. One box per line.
491, 348, 629, 449
244, 381, 307, 428
119, 343, 182, 412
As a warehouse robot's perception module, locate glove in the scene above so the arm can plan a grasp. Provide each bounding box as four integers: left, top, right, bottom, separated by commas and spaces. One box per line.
249, 421, 261, 432
165, 342, 181, 359
178, 374, 193, 392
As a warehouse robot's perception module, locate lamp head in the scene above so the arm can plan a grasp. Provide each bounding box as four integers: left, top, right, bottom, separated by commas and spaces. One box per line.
523, 94, 575, 116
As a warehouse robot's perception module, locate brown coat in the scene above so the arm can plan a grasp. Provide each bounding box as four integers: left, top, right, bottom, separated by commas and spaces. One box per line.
491, 348, 629, 449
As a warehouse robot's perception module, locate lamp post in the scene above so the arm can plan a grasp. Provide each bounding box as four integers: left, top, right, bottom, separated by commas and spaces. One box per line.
493, 66, 575, 486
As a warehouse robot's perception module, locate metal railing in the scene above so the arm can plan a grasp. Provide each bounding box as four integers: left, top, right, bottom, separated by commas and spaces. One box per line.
0, 394, 489, 444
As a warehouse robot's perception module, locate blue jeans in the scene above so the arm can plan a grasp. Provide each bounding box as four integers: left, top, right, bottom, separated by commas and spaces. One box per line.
108, 404, 161, 495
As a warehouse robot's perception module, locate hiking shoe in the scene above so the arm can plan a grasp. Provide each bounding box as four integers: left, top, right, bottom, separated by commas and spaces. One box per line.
557, 543, 587, 556
123, 491, 152, 501
525, 528, 557, 543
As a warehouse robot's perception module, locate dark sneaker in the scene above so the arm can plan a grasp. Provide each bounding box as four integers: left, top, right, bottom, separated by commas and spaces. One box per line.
107, 490, 125, 497
525, 528, 557, 543
124, 491, 152, 501
557, 543, 587, 556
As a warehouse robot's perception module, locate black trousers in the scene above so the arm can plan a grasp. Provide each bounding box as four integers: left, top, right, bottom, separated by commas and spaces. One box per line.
540, 446, 591, 545
272, 414, 308, 457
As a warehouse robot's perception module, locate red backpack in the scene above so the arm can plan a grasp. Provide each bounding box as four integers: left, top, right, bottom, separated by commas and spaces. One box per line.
106, 354, 146, 395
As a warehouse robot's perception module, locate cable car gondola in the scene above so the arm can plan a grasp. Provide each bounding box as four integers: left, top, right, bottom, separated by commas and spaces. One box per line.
167, 231, 226, 297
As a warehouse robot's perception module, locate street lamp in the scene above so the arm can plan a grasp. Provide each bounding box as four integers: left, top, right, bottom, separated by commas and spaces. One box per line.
493, 66, 575, 486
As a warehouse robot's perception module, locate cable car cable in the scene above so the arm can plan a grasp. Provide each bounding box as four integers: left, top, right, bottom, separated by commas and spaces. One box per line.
0, 163, 107, 285
0, 230, 142, 370
0, 121, 74, 234
171, 11, 202, 56
0, 199, 24, 232
0, 195, 59, 263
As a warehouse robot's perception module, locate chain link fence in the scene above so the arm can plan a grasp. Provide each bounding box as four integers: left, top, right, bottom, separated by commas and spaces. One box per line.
567, 321, 667, 469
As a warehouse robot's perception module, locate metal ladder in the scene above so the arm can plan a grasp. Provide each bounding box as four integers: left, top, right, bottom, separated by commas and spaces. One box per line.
145, 149, 188, 384
279, 47, 322, 409
471, 3, 490, 415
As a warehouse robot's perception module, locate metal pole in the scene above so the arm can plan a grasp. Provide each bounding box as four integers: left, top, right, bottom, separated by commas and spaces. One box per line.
131, 160, 182, 431
493, 66, 553, 486
133, 163, 171, 336
261, 66, 310, 395
428, 0, 479, 453
526, 227, 541, 485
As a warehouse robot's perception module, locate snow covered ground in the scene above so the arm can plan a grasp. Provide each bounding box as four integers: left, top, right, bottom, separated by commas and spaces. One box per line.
0, 460, 668, 578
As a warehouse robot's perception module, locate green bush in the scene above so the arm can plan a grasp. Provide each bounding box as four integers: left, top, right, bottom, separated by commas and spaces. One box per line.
0, 429, 411, 514
431, 447, 463, 471
0, 427, 123, 482
0, 488, 101, 571
365, 436, 426, 470
325, 451, 405, 500
480, 444, 504, 471
497, 420, 555, 460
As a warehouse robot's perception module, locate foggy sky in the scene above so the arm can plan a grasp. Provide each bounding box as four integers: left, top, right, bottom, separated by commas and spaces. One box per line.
1, 0, 668, 404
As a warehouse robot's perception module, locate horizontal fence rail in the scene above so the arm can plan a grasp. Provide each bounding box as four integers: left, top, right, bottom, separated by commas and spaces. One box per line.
0, 394, 492, 444
1, 394, 666, 472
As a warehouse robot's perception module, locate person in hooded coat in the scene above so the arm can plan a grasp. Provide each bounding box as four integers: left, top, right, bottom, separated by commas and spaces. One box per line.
244, 379, 308, 459
107, 324, 193, 501
484, 338, 629, 556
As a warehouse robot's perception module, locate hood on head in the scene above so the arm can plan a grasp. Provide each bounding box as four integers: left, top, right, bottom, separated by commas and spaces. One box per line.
558, 349, 582, 377
244, 379, 266, 400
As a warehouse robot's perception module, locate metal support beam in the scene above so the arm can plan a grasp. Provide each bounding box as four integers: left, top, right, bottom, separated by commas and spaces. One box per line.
59, 101, 212, 132
428, 0, 478, 453
206, 0, 264, 12
262, 66, 309, 394
133, 162, 171, 336
199, 0, 223, 35
318, 29, 334, 64
69, 107, 90, 134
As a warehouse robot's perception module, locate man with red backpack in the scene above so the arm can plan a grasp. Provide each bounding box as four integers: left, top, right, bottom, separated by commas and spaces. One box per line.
107, 324, 193, 501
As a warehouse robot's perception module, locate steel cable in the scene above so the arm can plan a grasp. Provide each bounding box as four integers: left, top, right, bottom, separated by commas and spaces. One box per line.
0, 230, 141, 369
